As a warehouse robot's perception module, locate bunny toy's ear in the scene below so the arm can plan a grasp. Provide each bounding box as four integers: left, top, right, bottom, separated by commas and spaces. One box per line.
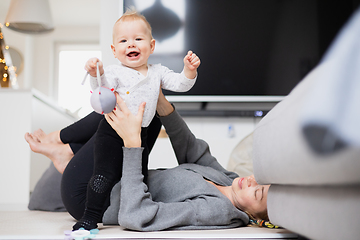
83, 62, 116, 114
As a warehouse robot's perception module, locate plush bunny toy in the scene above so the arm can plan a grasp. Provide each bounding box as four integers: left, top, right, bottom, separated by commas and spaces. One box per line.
83, 62, 116, 115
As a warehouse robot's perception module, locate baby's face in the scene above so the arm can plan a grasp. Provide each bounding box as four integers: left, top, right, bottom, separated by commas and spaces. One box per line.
111, 20, 155, 71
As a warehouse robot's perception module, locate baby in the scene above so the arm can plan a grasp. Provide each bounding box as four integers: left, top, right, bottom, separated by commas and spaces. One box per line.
73, 10, 200, 230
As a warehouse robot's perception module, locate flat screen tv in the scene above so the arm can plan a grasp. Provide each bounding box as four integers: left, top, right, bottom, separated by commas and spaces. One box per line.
124, 0, 359, 102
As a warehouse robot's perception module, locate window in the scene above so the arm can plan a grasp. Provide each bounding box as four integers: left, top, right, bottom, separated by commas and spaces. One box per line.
56, 44, 101, 118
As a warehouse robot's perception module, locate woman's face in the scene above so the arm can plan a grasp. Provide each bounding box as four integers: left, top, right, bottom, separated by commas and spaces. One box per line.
231, 175, 270, 218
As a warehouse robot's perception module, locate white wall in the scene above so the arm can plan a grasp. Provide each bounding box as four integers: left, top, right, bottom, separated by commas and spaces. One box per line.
149, 117, 259, 169
33, 26, 100, 97
100, 0, 123, 66
1, 25, 99, 97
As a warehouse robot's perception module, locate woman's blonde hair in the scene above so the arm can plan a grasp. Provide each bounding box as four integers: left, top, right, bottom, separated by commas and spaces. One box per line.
245, 210, 280, 229
113, 8, 153, 39
246, 210, 269, 221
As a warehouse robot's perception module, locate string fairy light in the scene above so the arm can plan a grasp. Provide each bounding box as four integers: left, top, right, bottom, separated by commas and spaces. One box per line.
0, 24, 18, 88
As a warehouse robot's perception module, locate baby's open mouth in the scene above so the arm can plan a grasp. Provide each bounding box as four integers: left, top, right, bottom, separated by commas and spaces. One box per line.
127, 51, 140, 57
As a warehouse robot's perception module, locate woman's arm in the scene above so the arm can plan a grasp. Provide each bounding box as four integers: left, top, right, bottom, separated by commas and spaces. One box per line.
118, 147, 245, 231
103, 93, 244, 231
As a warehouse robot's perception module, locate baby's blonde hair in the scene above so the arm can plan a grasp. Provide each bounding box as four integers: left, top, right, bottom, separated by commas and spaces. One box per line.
113, 9, 153, 40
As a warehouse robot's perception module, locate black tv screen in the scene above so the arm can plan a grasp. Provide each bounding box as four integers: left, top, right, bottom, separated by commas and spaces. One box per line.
125, 0, 359, 98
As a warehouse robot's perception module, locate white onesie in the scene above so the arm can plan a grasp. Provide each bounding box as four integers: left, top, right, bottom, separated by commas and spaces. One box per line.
90, 62, 196, 127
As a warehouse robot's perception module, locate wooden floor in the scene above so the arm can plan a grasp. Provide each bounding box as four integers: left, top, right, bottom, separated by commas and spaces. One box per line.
0, 210, 299, 240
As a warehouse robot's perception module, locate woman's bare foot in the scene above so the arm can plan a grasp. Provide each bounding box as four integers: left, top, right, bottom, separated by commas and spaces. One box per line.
32, 129, 62, 144
25, 132, 73, 174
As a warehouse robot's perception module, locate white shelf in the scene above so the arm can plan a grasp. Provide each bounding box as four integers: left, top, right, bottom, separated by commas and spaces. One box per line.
166, 95, 285, 103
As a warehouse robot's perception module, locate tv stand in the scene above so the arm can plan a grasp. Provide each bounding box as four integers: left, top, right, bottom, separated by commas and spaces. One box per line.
166, 95, 283, 117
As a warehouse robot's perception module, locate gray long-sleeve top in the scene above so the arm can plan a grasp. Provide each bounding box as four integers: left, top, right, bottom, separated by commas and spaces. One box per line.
102, 109, 249, 231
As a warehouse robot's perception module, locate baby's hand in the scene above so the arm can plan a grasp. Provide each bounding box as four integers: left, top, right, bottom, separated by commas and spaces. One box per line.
184, 50, 201, 71
85, 58, 104, 77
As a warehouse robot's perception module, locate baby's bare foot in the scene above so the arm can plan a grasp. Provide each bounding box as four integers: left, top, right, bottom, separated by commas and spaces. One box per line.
25, 133, 73, 174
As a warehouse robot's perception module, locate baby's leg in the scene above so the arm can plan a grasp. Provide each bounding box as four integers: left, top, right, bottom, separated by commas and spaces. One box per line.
73, 119, 124, 230
72, 116, 161, 230
141, 127, 149, 183
141, 117, 161, 182
145, 116, 162, 152
24, 133, 73, 174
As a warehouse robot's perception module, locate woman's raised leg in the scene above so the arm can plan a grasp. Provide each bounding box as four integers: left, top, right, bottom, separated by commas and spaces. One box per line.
60, 111, 104, 145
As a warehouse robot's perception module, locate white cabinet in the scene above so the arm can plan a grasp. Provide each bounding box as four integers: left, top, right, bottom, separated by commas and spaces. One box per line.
0, 89, 76, 210
0, 90, 32, 210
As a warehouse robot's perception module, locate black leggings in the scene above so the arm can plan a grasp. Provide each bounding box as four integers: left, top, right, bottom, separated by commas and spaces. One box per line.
60, 112, 162, 221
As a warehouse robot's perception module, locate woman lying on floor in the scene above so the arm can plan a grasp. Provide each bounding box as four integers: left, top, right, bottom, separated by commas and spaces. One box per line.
25, 90, 270, 231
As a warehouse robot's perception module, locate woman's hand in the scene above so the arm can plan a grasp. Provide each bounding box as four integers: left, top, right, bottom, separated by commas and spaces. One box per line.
105, 93, 145, 148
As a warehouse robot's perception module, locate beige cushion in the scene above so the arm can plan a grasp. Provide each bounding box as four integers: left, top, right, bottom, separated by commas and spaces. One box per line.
226, 133, 254, 178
